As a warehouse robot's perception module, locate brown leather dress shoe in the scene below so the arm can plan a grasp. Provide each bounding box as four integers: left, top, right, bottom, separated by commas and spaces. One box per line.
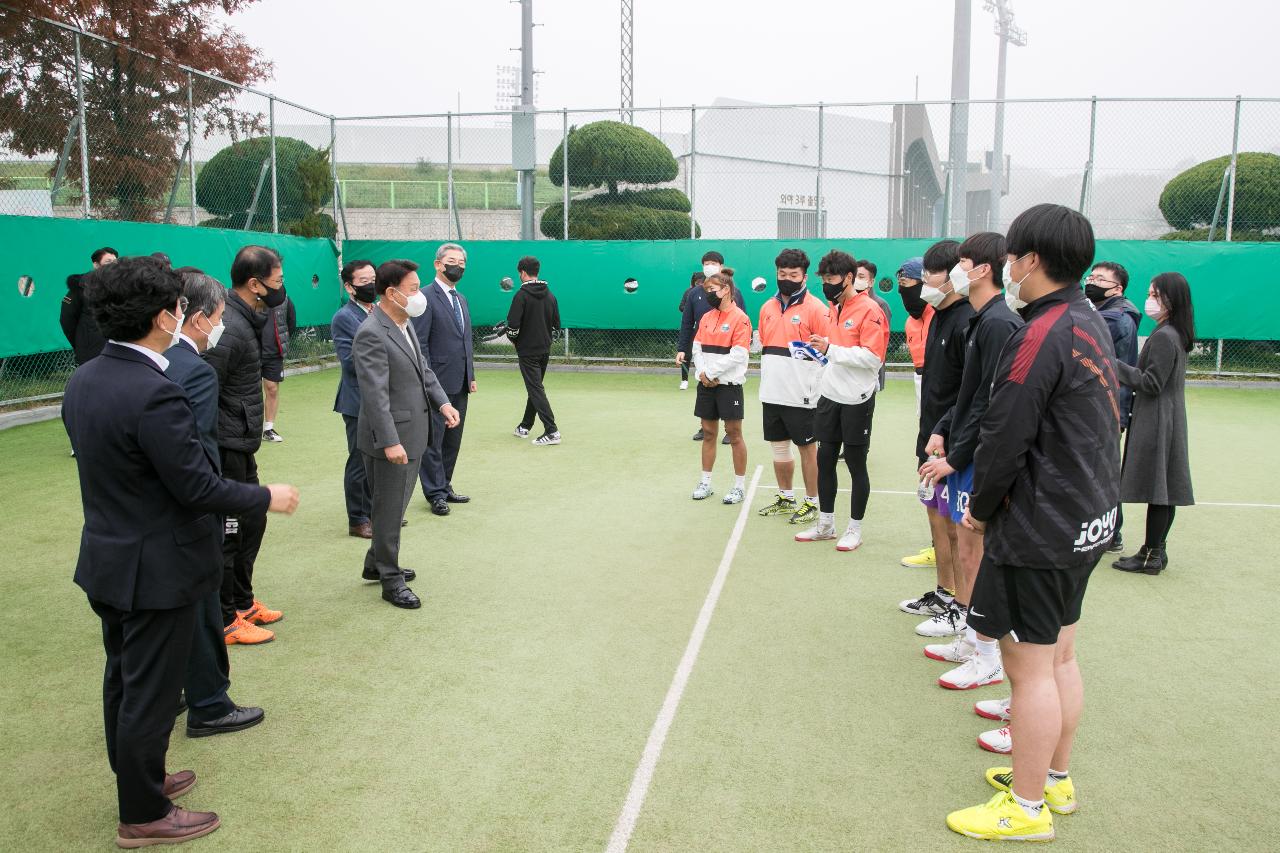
162, 770, 196, 799
116, 805, 220, 848
348, 522, 373, 539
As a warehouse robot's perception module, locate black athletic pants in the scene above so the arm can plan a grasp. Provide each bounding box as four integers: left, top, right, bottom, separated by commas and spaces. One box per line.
817, 443, 871, 520
219, 448, 266, 626
517, 352, 556, 434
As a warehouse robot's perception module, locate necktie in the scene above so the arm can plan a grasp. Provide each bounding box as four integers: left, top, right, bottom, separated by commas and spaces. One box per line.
448, 288, 464, 333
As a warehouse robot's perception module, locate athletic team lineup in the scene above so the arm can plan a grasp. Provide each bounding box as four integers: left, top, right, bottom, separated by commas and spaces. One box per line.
673, 201, 1196, 842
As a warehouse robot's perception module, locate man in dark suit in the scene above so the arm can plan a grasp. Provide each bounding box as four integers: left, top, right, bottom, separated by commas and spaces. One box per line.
62, 257, 298, 848
411, 242, 475, 516
332, 259, 378, 538
355, 259, 459, 608
167, 269, 267, 739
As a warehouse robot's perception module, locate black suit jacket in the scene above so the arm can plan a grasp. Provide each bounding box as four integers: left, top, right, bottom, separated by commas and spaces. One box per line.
63, 343, 270, 611
165, 338, 221, 472
411, 280, 474, 396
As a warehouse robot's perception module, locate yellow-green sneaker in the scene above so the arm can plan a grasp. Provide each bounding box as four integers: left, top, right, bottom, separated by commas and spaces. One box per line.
757, 494, 798, 517
788, 499, 818, 525
986, 767, 1078, 815
946, 790, 1054, 841
900, 546, 937, 568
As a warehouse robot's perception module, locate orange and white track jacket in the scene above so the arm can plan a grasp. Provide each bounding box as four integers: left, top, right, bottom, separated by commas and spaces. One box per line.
693, 302, 752, 386
819, 289, 889, 405
757, 289, 831, 408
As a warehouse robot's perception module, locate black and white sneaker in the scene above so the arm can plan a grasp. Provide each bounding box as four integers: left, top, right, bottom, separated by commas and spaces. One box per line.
899, 589, 947, 616
262, 428, 283, 443
513, 425, 530, 438
532, 431, 561, 446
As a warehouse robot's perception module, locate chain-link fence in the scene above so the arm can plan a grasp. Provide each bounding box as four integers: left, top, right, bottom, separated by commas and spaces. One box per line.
3, 8, 1280, 407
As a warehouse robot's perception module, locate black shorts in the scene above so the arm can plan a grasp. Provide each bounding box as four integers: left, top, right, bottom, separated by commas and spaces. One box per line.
814, 395, 876, 447
261, 357, 284, 383
761, 402, 816, 446
694, 382, 745, 422
967, 553, 1100, 645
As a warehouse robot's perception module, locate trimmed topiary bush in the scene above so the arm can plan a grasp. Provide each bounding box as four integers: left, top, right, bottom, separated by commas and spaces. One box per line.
1159, 152, 1280, 233
196, 136, 332, 225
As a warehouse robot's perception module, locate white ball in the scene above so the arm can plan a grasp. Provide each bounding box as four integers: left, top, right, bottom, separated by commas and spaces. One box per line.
751, 276, 767, 293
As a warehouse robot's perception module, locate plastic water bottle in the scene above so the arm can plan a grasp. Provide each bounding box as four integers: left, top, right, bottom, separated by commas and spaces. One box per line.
917, 454, 937, 501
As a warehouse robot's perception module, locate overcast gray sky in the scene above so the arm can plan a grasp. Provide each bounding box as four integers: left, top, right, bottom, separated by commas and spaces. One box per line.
226, 0, 1274, 116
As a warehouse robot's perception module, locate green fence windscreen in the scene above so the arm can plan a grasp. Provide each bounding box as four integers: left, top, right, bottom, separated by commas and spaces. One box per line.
347, 238, 1272, 340
0, 215, 340, 358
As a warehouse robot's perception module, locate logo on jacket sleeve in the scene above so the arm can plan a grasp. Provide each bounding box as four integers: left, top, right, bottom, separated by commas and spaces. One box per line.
1073, 507, 1118, 552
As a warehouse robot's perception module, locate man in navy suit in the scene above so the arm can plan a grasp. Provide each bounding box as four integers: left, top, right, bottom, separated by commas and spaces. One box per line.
62, 257, 299, 848
411, 242, 476, 517
333, 259, 378, 538
167, 269, 267, 739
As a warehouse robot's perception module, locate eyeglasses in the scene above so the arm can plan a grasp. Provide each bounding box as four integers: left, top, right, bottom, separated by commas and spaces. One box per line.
1085, 275, 1119, 287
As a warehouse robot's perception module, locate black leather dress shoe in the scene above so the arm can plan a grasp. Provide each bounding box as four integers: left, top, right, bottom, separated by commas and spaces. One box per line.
431, 499, 450, 516
445, 491, 470, 503
382, 586, 422, 609
362, 566, 416, 582
186, 705, 265, 738
176, 692, 187, 716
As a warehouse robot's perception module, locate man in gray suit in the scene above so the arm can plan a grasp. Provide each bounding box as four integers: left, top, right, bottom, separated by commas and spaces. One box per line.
353, 259, 460, 609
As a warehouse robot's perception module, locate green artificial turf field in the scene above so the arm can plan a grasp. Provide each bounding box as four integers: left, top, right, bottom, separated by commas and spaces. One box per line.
1, 367, 1277, 851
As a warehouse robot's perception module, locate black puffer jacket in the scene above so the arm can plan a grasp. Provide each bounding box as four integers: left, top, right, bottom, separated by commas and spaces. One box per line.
203, 290, 266, 453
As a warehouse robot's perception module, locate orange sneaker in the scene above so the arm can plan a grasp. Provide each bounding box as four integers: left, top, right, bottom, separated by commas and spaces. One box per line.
238, 599, 283, 626
223, 615, 274, 645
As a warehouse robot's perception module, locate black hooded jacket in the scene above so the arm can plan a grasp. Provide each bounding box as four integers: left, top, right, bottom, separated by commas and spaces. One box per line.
60, 274, 107, 365
506, 279, 561, 356
203, 290, 267, 453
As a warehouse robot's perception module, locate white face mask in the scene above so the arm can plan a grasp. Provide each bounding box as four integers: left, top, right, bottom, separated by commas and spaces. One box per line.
402, 288, 428, 318
1002, 255, 1032, 310
163, 310, 184, 349
854, 276, 872, 292
1144, 295, 1163, 321
949, 263, 976, 297
703, 263, 722, 278
206, 322, 225, 350
920, 274, 950, 308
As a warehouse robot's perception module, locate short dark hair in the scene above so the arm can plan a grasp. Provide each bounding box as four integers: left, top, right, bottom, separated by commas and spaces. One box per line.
91, 246, 118, 264
150, 252, 171, 266
376, 259, 420, 295
775, 248, 810, 272
817, 250, 857, 279
85, 256, 183, 342
517, 256, 540, 277
701, 250, 724, 265
690, 272, 706, 286
1006, 203, 1095, 285
1091, 261, 1129, 290
856, 259, 878, 279
957, 232, 1007, 281
1151, 272, 1196, 352
922, 239, 961, 275
230, 245, 282, 287
341, 259, 375, 284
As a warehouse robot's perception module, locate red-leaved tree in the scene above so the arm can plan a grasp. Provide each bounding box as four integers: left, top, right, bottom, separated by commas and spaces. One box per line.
0, 1, 272, 220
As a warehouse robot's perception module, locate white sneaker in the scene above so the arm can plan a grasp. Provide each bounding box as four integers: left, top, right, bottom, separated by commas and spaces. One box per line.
978, 725, 1013, 754
513, 425, 530, 438
924, 634, 974, 663
722, 486, 745, 505
836, 524, 862, 552
899, 589, 948, 616
915, 606, 965, 638
679, 380, 689, 390
692, 481, 714, 500
532, 431, 561, 446
938, 653, 1004, 690
975, 696, 1012, 722
794, 523, 837, 542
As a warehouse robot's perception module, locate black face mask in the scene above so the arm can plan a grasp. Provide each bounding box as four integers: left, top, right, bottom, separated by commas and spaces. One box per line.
1085, 283, 1111, 304
262, 283, 287, 308
705, 291, 723, 309
442, 264, 465, 283
351, 284, 377, 304
899, 283, 927, 320
822, 281, 845, 303
777, 279, 803, 297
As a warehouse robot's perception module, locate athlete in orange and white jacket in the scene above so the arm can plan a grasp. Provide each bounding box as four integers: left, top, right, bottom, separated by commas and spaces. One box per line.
690, 270, 752, 506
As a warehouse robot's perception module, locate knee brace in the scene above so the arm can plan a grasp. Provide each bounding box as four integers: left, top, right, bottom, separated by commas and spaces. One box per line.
771, 441, 794, 462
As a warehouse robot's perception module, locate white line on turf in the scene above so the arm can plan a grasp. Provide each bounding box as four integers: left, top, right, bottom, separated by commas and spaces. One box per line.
841, 489, 1280, 508
605, 464, 764, 853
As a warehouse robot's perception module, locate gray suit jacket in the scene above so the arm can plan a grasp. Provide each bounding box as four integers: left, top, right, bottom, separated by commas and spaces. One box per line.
353, 306, 449, 459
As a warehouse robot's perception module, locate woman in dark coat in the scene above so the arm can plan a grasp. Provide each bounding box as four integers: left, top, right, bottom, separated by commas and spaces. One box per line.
1112, 272, 1196, 575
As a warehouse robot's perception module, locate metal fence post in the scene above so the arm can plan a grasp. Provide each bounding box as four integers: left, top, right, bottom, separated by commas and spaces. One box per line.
447, 112, 455, 241
73, 32, 91, 217
269, 96, 278, 233
1226, 95, 1242, 242
816, 102, 824, 238
689, 107, 697, 239
564, 328, 570, 359
1216, 339, 1224, 375
329, 116, 341, 242
1080, 96, 1098, 216
562, 108, 570, 241
186, 72, 197, 226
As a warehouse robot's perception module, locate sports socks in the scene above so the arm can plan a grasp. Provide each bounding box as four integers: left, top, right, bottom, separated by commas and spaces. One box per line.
700, 471, 712, 486
780, 489, 795, 499
1012, 792, 1045, 818
734, 475, 745, 490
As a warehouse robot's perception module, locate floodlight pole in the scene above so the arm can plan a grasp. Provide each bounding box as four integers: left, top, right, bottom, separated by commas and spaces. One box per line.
947, 0, 971, 237
985, 0, 1027, 230
518, 0, 536, 239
